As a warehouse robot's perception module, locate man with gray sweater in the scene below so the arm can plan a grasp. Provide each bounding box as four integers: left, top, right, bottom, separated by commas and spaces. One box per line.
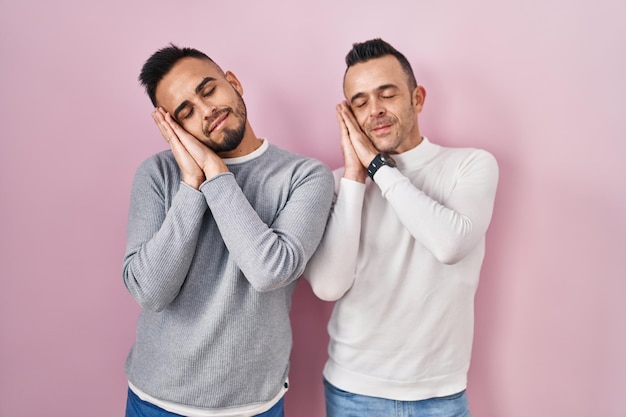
122, 45, 334, 417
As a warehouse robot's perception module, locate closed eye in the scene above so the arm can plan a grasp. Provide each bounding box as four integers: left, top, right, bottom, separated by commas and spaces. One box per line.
202, 87, 215, 98
181, 107, 194, 120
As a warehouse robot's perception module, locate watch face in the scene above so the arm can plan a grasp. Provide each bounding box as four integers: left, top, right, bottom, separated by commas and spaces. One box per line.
380, 153, 397, 167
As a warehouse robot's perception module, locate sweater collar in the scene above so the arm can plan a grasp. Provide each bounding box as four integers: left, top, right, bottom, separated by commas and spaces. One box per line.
222, 138, 269, 165
392, 137, 440, 171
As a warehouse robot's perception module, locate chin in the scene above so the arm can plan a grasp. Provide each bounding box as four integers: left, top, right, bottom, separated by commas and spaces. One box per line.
372, 142, 397, 154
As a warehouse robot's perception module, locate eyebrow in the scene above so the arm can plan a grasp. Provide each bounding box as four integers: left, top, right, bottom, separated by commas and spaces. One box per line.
349, 84, 399, 104
173, 77, 217, 120
195, 77, 215, 94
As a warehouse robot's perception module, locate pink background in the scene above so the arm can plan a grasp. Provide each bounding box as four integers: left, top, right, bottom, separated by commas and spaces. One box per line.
1, 1, 625, 416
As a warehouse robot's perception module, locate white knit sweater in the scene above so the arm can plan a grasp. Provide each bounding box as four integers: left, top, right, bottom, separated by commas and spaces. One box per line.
305, 137, 499, 401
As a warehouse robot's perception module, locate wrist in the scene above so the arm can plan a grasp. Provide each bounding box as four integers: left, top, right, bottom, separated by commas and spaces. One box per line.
203, 160, 229, 180
366, 152, 397, 180
183, 175, 205, 190
343, 167, 367, 183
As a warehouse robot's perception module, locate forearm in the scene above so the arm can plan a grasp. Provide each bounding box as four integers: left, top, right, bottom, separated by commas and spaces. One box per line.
305, 176, 365, 301
201, 169, 334, 292
123, 183, 207, 311
375, 152, 499, 264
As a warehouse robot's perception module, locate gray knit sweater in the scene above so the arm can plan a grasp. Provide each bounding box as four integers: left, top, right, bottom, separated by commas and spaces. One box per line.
122, 141, 334, 409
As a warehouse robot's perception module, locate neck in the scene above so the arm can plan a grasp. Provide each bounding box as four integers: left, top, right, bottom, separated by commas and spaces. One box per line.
218, 123, 262, 158
401, 121, 424, 152
392, 132, 424, 154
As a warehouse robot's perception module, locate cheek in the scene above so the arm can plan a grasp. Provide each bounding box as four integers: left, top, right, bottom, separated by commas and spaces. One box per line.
351, 111, 368, 129
402, 106, 417, 127
184, 118, 206, 138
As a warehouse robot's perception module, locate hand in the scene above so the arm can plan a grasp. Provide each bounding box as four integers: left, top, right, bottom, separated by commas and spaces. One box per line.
336, 101, 378, 182
152, 108, 204, 189
152, 108, 228, 188
336, 103, 366, 183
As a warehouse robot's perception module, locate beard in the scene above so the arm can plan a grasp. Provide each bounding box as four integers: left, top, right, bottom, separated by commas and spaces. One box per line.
201, 92, 247, 153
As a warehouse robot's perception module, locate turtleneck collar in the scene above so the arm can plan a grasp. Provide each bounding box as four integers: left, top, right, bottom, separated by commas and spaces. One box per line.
392, 137, 440, 171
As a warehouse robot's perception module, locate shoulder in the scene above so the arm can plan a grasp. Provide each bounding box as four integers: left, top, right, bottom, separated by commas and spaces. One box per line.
133, 150, 180, 185
266, 145, 333, 178
436, 144, 498, 171
259, 146, 334, 199
422, 142, 499, 187
137, 150, 176, 171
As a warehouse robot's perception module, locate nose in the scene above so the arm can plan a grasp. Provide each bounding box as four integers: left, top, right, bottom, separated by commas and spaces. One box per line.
198, 101, 217, 119
369, 98, 385, 117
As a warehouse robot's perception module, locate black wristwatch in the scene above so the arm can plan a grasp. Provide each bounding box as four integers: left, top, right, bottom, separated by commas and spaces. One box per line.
367, 152, 397, 180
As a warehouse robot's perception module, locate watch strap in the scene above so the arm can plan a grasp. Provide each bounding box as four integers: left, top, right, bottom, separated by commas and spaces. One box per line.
367, 153, 395, 180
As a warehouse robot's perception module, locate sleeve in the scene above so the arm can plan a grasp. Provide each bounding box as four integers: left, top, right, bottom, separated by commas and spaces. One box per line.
122, 159, 208, 312
200, 163, 335, 292
376, 150, 499, 265
304, 173, 366, 301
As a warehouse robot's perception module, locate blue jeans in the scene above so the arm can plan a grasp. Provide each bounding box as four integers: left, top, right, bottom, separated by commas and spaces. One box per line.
324, 379, 470, 417
125, 388, 285, 417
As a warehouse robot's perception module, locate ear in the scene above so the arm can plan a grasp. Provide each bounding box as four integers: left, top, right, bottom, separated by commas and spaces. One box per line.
225, 71, 244, 96
412, 85, 426, 114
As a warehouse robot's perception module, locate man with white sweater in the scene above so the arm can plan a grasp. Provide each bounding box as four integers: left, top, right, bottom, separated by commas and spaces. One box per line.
122, 45, 334, 417
305, 38, 499, 417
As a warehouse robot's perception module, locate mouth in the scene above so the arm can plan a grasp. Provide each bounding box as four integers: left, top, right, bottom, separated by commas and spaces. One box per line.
368, 116, 395, 135
371, 123, 393, 135
208, 111, 230, 133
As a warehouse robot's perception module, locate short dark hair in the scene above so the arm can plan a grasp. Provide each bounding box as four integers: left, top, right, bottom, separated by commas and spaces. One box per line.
344, 38, 418, 90
139, 44, 216, 107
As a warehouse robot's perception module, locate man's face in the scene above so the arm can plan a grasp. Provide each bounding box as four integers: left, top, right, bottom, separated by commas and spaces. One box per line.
155, 57, 247, 153
344, 55, 424, 154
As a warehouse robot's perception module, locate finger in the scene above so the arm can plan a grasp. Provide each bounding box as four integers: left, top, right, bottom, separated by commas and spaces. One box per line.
155, 108, 199, 155
335, 105, 350, 138
161, 111, 217, 167
153, 110, 194, 167
156, 112, 204, 176
336, 105, 365, 168
151, 110, 168, 141
337, 103, 379, 169
152, 108, 178, 144
338, 103, 363, 138
336, 106, 356, 152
